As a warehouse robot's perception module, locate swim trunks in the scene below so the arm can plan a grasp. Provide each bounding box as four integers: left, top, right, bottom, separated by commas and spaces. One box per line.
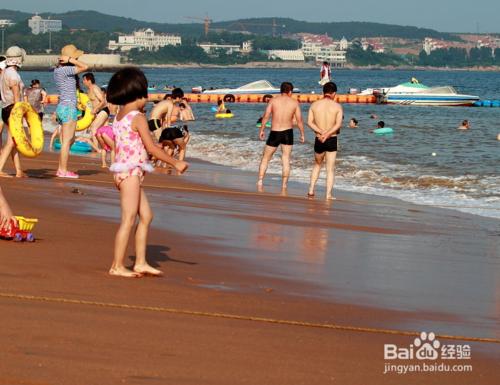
56, 104, 79, 123
1, 104, 14, 124
159, 126, 185, 142
266, 129, 294, 147
148, 119, 162, 132
314, 136, 337, 154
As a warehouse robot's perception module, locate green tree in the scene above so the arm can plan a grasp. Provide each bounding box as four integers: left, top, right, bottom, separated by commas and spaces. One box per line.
346, 46, 408, 66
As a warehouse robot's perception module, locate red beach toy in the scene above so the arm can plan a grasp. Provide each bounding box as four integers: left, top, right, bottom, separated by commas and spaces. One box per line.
0, 216, 38, 242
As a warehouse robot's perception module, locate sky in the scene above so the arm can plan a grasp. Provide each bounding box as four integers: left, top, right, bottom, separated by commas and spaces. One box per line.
7, 0, 500, 33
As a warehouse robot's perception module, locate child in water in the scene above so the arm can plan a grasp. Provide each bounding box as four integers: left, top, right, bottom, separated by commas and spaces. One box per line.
106, 67, 188, 278
216, 100, 231, 114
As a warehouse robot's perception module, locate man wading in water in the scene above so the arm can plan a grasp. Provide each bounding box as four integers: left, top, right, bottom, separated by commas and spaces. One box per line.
257, 82, 305, 191
307, 82, 343, 200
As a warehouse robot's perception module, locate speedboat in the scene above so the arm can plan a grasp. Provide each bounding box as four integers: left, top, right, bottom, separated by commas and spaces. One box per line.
202, 80, 300, 95
360, 81, 479, 106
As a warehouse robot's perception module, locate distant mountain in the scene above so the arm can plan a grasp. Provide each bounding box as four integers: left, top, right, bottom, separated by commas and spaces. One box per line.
0, 9, 203, 35
0, 9, 458, 41
214, 18, 457, 41
0, 9, 31, 22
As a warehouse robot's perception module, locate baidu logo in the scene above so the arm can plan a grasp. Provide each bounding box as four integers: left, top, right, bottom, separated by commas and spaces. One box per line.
383, 331, 473, 374
414, 332, 440, 360
384, 331, 471, 361
384, 331, 440, 360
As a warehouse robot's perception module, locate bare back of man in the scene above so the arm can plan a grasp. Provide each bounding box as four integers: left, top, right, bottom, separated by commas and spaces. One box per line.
307, 82, 343, 200
258, 83, 305, 190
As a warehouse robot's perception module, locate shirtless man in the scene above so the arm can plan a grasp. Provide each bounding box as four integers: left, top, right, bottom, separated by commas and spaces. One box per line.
159, 102, 189, 161
82, 73, 109, 146
148, 88, 184, 140
307, 82, 343, 200
257, 82, 305, 190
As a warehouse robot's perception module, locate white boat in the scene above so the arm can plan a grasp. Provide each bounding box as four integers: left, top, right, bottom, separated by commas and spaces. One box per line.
361, 81, 479, 106
202, 80, 300, 95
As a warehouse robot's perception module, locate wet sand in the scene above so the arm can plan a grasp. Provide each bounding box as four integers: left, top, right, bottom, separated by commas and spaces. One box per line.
0, 152, 499, 385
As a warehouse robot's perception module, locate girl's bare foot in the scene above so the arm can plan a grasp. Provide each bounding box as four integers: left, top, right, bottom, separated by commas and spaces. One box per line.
133, 264, 163, 277
109, 267, 142, 278
101, 164, 108, 168
326, 196, 336, 201
16, 172, 28, 178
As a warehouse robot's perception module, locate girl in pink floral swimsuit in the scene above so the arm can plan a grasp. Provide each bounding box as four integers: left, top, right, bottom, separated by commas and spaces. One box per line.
106, 68, 189, 278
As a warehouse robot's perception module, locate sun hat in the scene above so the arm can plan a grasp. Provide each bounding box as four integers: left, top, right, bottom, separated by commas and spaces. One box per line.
5, 46, 26, 67
61, 44, 84, 59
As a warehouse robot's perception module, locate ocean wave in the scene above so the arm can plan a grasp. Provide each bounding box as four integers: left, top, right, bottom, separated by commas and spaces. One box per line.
188, 133, 500, 219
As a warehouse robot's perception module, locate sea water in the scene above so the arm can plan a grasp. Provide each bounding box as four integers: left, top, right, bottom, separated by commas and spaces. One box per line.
29, 68, 500, 219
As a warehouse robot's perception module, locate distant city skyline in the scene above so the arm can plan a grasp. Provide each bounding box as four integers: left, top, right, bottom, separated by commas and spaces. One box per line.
5, 0, 500, 33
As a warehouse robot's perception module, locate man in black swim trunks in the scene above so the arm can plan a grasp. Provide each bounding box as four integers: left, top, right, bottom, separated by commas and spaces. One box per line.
257, 82, 305, 190
148, 88, 184, 140
307, 82, 343, 200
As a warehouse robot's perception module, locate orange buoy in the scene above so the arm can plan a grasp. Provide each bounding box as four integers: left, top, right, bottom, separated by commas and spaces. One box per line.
346, 95, 357, 103
45, 92, 377, 105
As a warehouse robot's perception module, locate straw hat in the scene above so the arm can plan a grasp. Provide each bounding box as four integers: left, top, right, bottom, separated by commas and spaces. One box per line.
61, 44, 84, 59
5, 46, 26, 67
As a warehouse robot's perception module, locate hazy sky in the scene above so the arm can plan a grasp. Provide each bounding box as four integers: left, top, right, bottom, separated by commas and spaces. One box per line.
8, 0, 500, 33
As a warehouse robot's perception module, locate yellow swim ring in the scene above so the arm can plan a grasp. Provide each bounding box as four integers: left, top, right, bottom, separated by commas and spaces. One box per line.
76, 92, 95, 131
8, 102, 44, 158
215, 113, 234, 119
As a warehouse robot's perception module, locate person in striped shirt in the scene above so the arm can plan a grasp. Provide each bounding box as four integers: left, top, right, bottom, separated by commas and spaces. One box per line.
53, 44, 88, 179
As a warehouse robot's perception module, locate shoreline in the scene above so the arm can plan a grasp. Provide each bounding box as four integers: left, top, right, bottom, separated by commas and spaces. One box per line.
20, 62, 500, 72
0, 152, 499, 383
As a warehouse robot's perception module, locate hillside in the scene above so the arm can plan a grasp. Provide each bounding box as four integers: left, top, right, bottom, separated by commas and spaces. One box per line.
214, 18, 458, 40
0, 9, 459, 41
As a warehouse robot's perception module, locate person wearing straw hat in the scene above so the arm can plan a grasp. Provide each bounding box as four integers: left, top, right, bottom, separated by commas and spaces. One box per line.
53, 44, 89, 178
0, 46, 26, 178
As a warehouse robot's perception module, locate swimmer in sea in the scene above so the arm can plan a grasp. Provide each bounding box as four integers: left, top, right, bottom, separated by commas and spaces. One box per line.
369, 121, 385, 133
457, 120, 470, 130
348, 118, 358, 128
216, 100, 230, 114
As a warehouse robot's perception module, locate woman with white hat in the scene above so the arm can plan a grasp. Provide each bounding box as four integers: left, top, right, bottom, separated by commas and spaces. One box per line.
0, 46, 26, 178
53, 44, 88, 178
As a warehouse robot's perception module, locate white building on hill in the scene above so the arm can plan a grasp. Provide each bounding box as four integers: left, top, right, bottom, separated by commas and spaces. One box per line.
298, 33, 348, 67
28, 15, 62, 35
108, 29, 182, 52
198, 41, 253, 55
0, 19, 15, 28
268, 49, 305, 61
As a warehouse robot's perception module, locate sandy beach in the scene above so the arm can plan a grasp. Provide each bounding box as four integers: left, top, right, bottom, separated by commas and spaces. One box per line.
0, 151, 499, 385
